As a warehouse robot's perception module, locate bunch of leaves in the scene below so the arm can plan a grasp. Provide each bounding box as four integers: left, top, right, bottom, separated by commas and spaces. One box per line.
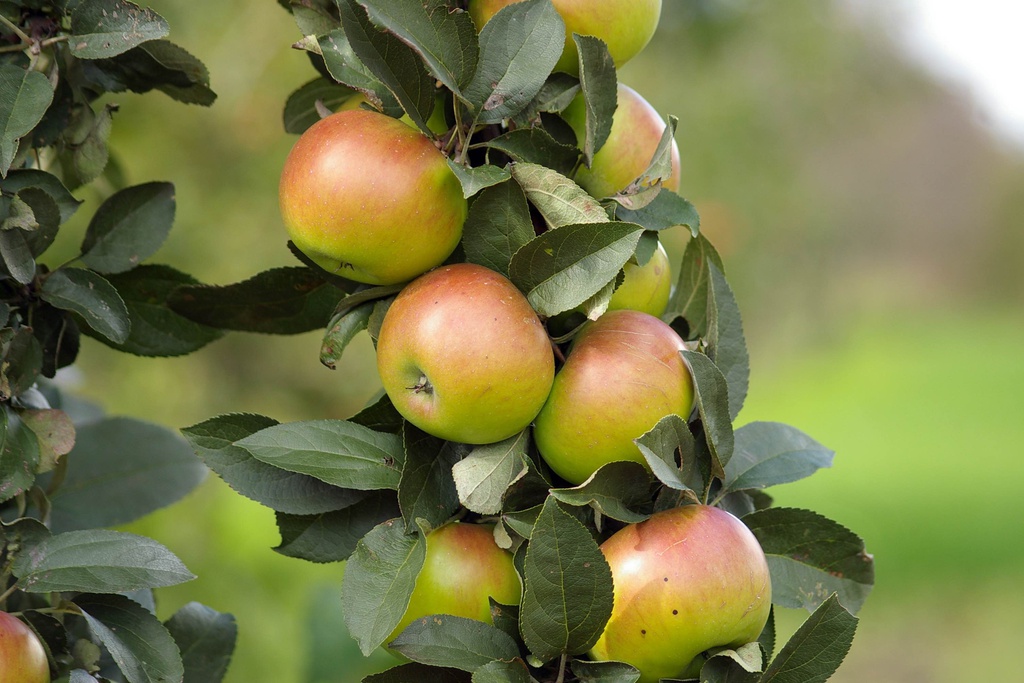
175, 2, 876, 682
1, 1, 236, 681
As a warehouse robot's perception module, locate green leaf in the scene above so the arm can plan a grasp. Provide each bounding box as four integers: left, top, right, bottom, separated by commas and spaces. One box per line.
699, 642, 763, 683
318, 29, 402, 117
29, 306, 80, 378
744, 508, 874, 614
47, 417, 207, 533
0, 409, 40, 504
167, 266, 340, 334
549, 461, 651, 523
69, 0, 170, 60
12, 529, 194, 593
341, 517, 426, 656
390, 614, 519, 671
759, 594, 858, 683
236, 419, 405, 491
721, 422, 834, 494
338, 0, 435, 133
0, 64, 53, 176
40, 268, 130, 344
79, 182, 175, 274
0, 226, 34, 283
183, 413, 365, 515
452, 431, 529, 515
84, 39, 217, 106
321, 301, 372, 369
286, 0, 339, 36
509, 221, 643, 316
462, 181, 533, 279
77, 593, 183, 683
615, 190, 699, 235
680, 350, 733, 478
447, 161, 512, 199
707, 263, 749, 420
571, 660, 641, 683
274, 491, 400, 563
98, 265, 223, 357
9, 187, 61, 257
364, 663, 469, 683
573, 34, 617, 165
611, 116, 678, 211
399, 424, 462, 530
519, 497, 613, 663
472, 659, 531, 683
464, 0, 563, 124
484, 128, 579, 176
164, 602, 237, 683
759, 607, 776, 663
0, 169, 82, 223
510, 162, 607, 229
665, 234, 723, 339
284, 77, 359, 134
634, 413, 703, 498
356, 0, 477, 97
349, 392, 404, 434
65, 103, 115, 188
19, 408, 75, 474
1, 327, 42, 399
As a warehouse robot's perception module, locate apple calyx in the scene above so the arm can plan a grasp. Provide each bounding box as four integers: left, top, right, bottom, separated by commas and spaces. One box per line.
409, 375, 433, 395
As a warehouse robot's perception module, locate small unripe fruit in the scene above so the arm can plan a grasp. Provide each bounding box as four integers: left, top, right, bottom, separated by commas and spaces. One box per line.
0, 611, 50, 683
534, 310, 694, 484
388, 522, 521, 645
467, 0, 662, 76
376, 263, 555, 444
563, 83, 681, 199
279, 109, 466, 285
607, 240, 671, 317
591, 505, 772, 683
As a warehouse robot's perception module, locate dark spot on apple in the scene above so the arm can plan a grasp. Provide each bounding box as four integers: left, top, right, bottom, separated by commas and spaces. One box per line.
663, 577, 669, 582
641, 629, 647, 636
672, 609, 678, 615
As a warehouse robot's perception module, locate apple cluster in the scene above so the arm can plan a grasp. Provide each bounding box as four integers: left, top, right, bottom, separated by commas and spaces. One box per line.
276, 2, 772, 681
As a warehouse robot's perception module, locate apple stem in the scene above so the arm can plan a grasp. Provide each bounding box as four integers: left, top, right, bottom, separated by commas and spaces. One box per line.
550, 339, 566, 364
554, 653, 568, 683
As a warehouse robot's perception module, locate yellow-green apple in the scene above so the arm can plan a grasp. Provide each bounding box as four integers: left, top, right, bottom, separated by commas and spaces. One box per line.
375, 263, 554, 444
562, 83, 681, 199
279, 109, 466, 285
467, 0, 662, 75
607, 240, 671, 317
388, 522, 521, 645
0, 611, 50, 683
591, 505, 772, 682
533, 309, 693, 484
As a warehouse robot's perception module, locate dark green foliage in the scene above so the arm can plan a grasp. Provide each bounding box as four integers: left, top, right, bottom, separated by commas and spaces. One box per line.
0, 3, 234, 681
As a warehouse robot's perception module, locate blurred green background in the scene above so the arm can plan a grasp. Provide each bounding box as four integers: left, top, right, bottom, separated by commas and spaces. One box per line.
46, 1, 1023, 681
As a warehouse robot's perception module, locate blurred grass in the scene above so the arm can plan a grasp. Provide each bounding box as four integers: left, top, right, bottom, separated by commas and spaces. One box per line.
48, 0, 1024, 681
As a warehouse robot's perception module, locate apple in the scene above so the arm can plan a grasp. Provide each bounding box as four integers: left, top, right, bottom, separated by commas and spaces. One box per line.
467, 0, 662, 76
388, 522, 521, 646
590, 505, 772, 683
533, 309, 693, 485
375, 263, 555, 444
562, 83, 681, 199
607, 239, 671, 317
0, 611, 50, 683
279, 109, 466, 285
